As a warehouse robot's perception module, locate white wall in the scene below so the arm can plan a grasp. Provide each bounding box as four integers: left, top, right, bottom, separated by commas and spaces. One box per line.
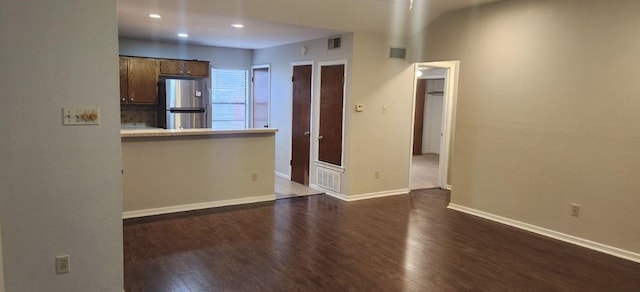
119, 37, 254, 69
252, 34, 354, 182
422, 78, 445, 154
346, 33, 415, 196
0, 0, 123, 291
422, 93, 444, 154
417, 0, 640, 254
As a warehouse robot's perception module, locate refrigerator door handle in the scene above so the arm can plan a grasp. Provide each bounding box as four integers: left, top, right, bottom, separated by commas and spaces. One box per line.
169, 108, 206, 113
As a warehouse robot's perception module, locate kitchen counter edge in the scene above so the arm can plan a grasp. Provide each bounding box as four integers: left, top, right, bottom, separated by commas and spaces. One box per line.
121, 128, 278, 138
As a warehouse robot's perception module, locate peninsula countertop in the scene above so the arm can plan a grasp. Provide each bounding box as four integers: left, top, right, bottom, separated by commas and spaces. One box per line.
121, 128, 278, 138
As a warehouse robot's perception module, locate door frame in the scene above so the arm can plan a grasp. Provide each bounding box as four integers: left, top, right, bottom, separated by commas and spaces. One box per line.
251, 64, 271, 128
410, 60, 459, 190
315, 60, 348, 170
289, 60, 314, 182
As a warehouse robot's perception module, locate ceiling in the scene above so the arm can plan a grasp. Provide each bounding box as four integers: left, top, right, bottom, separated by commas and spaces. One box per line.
118, 0, 503, 49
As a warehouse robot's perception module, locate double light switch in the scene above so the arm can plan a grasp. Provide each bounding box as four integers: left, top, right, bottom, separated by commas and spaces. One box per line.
62, 107, 101, 125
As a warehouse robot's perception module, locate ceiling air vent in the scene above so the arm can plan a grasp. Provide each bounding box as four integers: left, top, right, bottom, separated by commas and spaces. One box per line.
328, 36, 341, 49
389, 47, 406, 59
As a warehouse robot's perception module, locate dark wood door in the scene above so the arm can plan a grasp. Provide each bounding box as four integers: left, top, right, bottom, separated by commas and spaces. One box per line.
318, 64, 345, 166
128, 58, 159, 104
413, 79, 426, 155
119, 57, 129, 103
291, 65, 312, 185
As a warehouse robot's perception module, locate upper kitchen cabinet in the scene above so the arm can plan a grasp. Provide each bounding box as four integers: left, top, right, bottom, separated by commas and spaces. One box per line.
119, 57, 129, 103
120, 57, 159, 104
159, 60, 210, 78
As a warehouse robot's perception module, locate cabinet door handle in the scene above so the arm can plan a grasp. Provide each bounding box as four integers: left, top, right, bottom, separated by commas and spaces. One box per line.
187, 71, 191, 74
318, 135, 323, 140
304, 131, 310, 136
121, 97, 126, 102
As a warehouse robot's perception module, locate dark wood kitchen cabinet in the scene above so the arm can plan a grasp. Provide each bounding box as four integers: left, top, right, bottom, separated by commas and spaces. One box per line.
119, 57, 159, 104
159, 60, 209, 78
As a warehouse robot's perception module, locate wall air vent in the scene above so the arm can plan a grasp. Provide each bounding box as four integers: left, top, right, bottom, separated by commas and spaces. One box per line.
316, 166, 341, 193
328, 36, 341, 49
389, 47, 406, 59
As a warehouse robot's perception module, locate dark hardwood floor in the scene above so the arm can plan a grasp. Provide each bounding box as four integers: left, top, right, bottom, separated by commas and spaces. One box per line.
124, 189, 640, 291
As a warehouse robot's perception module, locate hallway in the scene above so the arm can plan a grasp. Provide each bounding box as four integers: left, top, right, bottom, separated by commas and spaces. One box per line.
410, 153, 439, 190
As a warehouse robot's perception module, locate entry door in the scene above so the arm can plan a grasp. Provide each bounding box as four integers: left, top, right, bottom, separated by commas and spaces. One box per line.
252, 67, 269, 128
413, 79, 426, 155
318, 64, 345, 166
291, 65, 312, 185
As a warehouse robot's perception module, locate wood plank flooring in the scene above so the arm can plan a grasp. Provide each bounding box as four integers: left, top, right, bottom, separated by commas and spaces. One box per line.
123, 189, 640, 291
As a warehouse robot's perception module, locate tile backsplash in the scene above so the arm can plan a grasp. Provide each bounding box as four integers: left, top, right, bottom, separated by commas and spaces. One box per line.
120, 104, 157, 127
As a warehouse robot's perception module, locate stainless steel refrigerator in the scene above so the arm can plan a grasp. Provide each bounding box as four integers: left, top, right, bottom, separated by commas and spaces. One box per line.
158, 79, 209, 129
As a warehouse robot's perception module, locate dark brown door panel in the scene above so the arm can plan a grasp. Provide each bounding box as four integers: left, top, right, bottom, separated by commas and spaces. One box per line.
318, 64, 345, 166
291, 65, 313, 185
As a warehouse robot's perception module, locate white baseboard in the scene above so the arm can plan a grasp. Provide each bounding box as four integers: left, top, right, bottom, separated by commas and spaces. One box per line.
123, 194, 276, 219
275, 171, 290, 180
309, 184, 347, 201
447, 203, 640, 263
346, 189, 410, 201
311, 186, 410, 202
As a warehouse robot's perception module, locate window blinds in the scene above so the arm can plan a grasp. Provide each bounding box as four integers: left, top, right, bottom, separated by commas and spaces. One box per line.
211, 68, 248, 130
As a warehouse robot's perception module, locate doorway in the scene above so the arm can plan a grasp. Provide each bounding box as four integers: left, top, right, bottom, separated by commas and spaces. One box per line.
251, 65, 270, 128
410, 61, 459, 190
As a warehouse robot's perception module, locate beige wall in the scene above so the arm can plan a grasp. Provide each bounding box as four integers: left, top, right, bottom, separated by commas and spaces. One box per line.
122, 134, 275, 213
416, 0, 640, 253
346, 32, 415, 196
0, 0, 123, 290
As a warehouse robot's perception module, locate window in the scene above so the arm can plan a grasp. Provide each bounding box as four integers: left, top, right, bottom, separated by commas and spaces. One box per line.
211, 68, 248, 130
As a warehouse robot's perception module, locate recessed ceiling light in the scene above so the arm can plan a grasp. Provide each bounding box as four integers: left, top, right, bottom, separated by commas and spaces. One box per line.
148, 14, 161, 19
177, 33, 189, 38
231, 24, 244, 28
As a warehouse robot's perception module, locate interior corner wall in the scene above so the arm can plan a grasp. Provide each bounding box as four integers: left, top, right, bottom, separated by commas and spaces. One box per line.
252, 34, 354, 183
0, 0, 123, 291
419, 0, 640, 253
346, 32, 415, 196
118, 37, 254, 69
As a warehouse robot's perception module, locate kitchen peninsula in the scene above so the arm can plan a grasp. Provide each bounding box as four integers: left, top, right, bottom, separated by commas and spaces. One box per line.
121, 128, 277, 218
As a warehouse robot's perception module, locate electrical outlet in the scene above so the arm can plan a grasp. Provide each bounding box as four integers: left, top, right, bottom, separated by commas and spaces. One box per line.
56, 255, 70, 274
570, 203, 581, 217
375, 170, 380, 179
251, 173, 258, 182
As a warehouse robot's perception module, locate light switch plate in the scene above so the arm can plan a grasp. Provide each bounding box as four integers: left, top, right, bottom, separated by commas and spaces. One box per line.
62, 107, 101, 125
